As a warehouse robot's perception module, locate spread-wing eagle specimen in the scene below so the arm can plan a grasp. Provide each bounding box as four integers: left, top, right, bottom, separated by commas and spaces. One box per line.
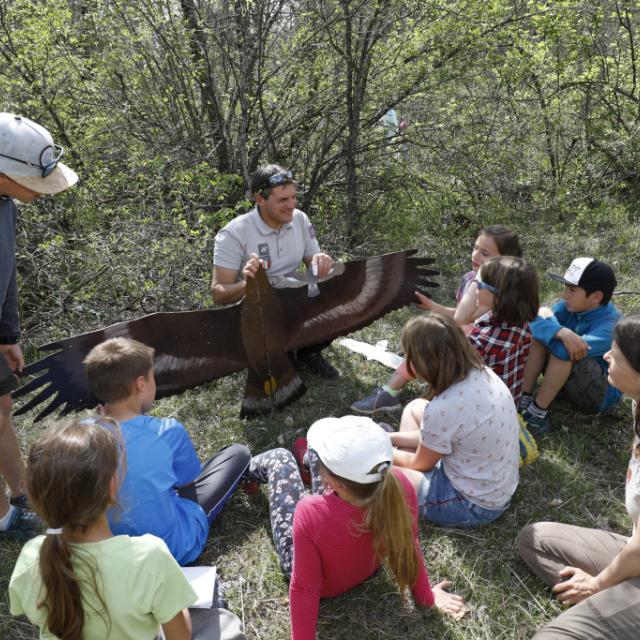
14, 250, 438, 420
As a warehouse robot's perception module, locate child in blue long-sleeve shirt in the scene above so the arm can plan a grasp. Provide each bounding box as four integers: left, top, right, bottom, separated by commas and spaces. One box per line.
84, 337, 251, 565
520, 257, 621, 435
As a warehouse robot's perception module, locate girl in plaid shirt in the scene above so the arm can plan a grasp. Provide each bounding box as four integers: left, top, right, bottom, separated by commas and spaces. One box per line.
468, 256, 540, 406
351, 225, 523, 415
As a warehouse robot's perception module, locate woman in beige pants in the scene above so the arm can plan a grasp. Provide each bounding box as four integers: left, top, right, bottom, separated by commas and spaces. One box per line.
518, 314, 640, 639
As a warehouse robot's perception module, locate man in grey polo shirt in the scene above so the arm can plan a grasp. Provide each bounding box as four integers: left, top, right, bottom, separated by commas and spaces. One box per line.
211, 164, 338, 378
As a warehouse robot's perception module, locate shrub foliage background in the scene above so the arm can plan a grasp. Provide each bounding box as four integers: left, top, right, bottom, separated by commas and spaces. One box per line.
2, 1, 640, 638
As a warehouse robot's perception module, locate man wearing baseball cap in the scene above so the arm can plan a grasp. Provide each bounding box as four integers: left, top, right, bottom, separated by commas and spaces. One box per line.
520, 257, 621, 435
0, 113, 78, 537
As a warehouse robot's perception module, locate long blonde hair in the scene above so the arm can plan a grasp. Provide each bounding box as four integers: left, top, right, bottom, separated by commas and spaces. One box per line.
319, 461, 419, 595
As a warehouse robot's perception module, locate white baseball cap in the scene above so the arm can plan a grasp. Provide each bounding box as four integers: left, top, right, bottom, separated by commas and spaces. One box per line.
307, 415, 392, 484
548, 257, 616, 299
0, 113, 78, 194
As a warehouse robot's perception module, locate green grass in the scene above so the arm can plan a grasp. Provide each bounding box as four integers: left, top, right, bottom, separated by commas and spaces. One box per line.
3, 219, 640, 639
1, 303, 634, 640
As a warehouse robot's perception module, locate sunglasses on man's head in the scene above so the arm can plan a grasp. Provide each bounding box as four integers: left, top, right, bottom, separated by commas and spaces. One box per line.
0, 144, 64, 178
260, 170, 294, 192
473, 277, 498, 294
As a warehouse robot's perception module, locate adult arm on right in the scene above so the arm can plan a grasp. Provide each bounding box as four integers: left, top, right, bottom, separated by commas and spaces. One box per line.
553, 516, 640, 606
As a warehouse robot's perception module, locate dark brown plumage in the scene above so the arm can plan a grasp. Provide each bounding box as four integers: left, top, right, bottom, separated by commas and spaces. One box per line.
14, 250, 438, 420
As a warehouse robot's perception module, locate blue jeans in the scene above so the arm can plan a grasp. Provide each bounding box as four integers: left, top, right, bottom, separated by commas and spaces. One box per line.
417, 462, 508, 528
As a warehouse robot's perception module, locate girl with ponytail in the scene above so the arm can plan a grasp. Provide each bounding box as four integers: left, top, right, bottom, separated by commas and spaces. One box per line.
8, 417, 196, 640
248, 416, 464, 640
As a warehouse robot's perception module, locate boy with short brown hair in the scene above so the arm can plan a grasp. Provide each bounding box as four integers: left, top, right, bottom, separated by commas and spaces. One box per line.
85, 337, 251, 565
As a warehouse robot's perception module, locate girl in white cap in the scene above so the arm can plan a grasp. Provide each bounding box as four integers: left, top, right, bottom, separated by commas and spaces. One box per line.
249, 416, 464, 639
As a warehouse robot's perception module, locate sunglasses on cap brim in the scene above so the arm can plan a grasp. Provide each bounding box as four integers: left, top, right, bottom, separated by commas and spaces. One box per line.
0, 144, 64, 178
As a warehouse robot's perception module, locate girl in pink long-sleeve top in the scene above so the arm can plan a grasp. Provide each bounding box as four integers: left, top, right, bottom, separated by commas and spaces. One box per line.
248, 415, 465, 640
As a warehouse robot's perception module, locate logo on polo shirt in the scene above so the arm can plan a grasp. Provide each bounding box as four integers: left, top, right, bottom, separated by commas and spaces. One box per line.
258, 243, 271, 270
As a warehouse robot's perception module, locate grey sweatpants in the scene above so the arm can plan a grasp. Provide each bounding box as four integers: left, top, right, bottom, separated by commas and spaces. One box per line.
190, 607, 246, 640
518, 521, 640, 639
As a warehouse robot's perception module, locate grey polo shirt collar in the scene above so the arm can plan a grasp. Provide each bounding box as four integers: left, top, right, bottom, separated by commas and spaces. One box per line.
251, 206, 294, 235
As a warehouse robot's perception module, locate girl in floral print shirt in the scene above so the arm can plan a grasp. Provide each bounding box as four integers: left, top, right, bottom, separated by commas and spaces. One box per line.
391, 313, 520, 528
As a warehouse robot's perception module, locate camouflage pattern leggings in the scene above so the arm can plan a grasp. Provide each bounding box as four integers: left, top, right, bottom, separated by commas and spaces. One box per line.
249, 448, 323, 578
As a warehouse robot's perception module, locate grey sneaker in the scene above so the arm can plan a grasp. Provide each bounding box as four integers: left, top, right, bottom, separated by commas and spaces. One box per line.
0, 507, 42, 540
351, 387, 402, 415
522, 406, 551, 437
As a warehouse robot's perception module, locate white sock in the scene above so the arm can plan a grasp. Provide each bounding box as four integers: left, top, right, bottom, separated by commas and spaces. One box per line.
528, 401, 548, 419
0, 505, 16, 530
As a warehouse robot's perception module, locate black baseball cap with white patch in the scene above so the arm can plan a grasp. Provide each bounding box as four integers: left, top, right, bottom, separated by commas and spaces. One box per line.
548, 257, 617, 299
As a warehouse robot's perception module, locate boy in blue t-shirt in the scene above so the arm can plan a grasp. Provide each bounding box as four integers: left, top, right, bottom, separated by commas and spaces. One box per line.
85, 337, 251, 565
520, 257, 621, 436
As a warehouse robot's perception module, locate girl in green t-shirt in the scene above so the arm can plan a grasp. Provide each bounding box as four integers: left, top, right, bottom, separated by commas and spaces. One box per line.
9, 417, 196, 640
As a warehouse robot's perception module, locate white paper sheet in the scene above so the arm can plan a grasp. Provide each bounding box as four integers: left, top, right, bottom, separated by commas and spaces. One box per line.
337, 338, 404, 369
181, 565, 217, 608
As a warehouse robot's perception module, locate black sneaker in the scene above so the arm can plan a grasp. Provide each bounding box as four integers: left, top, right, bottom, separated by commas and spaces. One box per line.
296, 351, 339, 379
9, 494, 29, 509
0, 507, 42, 539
